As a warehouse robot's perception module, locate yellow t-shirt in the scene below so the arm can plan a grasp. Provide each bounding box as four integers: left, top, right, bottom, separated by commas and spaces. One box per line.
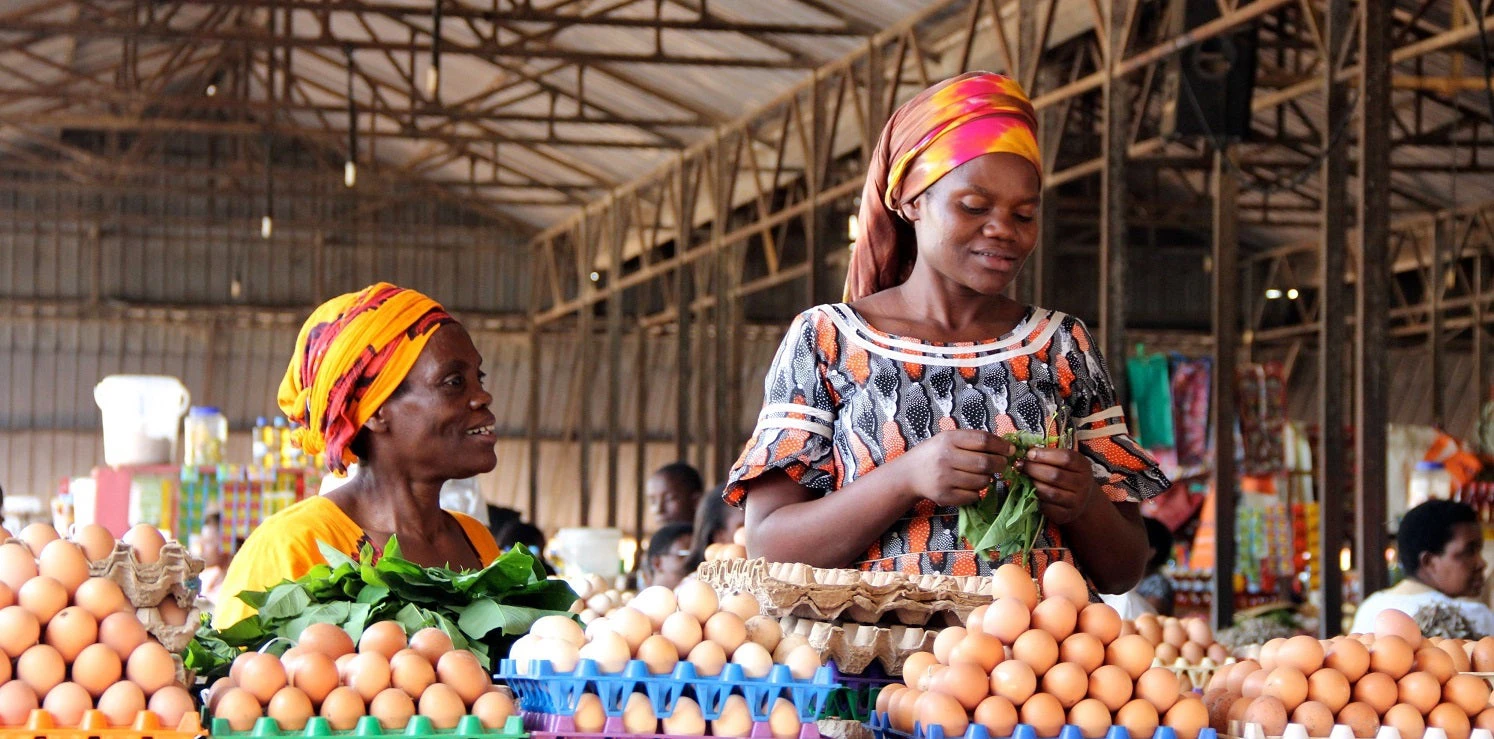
213, 496, 502, 627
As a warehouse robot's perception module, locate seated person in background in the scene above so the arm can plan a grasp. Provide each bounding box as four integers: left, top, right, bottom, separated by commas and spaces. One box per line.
498, 521, 556, 576
1351, 499, 1494, 635
686, 485, 747, 571
1100, 517, 1175, 619
644, 522, 694, 590
647, 462, 704, 528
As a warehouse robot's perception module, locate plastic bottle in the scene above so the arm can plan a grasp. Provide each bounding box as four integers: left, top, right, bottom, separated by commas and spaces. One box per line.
183, 406, 228, 467
251, 416, 269, 468
260, 418, 279, 468
271, 417, 288, 468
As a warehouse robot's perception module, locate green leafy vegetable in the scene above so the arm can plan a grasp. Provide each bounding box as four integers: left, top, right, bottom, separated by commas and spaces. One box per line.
958, 426, 1074, 566
189, 538, 576, 676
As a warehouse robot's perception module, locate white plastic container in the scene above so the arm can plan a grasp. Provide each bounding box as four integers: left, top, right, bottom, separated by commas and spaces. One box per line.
1408, 460, 1454, 508
552, 527, 623, 579
93, 375, 191, 466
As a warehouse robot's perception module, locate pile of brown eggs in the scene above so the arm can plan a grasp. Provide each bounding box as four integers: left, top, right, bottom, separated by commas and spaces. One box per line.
0, 522, 193, 729
878, 561, 1210, 739
206, 621, 515, 733
1204, 610, 1494, 739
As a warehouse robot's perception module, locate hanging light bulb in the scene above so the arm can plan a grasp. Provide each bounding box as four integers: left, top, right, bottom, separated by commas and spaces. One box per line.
262, 133, 274, 239
345, 46, 359, 189
426, 1, 442, 98
261, 215, 273, 240
425, 66, 440, 98
205, 83, 218, 97
230, 273, 243, 299
344, 160, 358, 188
1339, 545, 1352, 572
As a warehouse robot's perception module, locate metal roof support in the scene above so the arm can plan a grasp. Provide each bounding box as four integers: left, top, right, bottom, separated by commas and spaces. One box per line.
1316, 0, 1351, 641
1212, 146, 1240, 632
1099, 0, 1130, 398
1357, 0, 1392, 598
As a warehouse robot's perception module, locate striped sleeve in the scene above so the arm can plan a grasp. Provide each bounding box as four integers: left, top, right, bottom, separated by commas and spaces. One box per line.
1061, 317, 1171, 503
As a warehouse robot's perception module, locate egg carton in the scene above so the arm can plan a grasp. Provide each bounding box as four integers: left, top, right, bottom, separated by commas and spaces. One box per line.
819, 718, 877, 739
779, 616, 937, 678
497, 659, 841, 724
89, 541, 205, 609
865, 711, 1220, 739
0, 708, 204, 739
696, 560, 992, 627
208, 714, 528, 738
136, 600, 205, 653
523, 710, 823, 739
1221, 721, 1487, 739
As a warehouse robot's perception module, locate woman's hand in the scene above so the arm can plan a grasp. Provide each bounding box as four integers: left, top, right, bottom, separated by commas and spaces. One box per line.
889, 429, 1016, 508
1019, 447, 1102, 525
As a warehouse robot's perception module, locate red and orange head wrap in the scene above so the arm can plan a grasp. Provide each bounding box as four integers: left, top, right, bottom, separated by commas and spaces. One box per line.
278, 282, 454, 474
845, 72, 1042, 301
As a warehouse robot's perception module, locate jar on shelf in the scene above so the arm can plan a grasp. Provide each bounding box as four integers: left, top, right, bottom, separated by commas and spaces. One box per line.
183, 406, 228, 467
1408, 460, 1453, 508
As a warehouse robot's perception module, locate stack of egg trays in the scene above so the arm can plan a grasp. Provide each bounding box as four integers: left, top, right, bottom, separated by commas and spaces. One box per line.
0, 709, 205, 739
497, 659, 841, 724
522, 711, 824, 739
818, 668, 899, 723
206, 713, 529, 738
864, 712, 1218, 739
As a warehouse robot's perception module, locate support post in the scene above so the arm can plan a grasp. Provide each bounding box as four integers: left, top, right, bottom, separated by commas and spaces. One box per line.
606, 202, 625, 528
527, 318, 542, 525
1356, 0, 1392, 595
675, 163, 694, 464
1017, 0, 1049, 305
1100, 0, 1130, 397
1431, 220, 1446, 428
1317, 0, 1350, 638
635, 323, 650, 553
577, 228, 594, 527
1212, 148, 1239, 631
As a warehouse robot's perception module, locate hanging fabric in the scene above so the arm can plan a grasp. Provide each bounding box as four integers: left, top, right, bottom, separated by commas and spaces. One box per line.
1126, 348, 1177, 450
1169, 356, 1213, 470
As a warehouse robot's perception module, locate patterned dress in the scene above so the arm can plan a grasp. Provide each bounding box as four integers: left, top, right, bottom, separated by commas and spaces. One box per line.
725, 303, 1170, 580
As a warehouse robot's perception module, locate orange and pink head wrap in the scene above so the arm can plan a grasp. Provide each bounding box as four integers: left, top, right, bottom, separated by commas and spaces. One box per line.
844, 72, 1043, 301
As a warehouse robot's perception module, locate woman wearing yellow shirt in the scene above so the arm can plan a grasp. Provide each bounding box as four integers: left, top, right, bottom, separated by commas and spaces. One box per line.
214, 283, 503, 627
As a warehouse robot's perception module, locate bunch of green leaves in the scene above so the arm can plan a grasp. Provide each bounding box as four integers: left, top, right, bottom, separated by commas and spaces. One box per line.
188, 538, 576, 677
957, 428, 1072, 566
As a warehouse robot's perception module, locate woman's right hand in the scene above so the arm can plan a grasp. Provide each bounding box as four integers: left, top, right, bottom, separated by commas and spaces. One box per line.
888, 429, 1016, 507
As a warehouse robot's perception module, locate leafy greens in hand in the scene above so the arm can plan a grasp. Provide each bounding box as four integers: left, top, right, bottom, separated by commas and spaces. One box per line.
957, 427, 1073, 566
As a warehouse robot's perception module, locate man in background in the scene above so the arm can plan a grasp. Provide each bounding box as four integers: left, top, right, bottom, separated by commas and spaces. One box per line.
646, 462, 704, 528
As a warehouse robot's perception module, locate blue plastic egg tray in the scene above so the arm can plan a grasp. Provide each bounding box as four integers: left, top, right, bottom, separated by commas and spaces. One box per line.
865, 710, 1221, 739
521, 710, 823, 739
497, 659, 841, 724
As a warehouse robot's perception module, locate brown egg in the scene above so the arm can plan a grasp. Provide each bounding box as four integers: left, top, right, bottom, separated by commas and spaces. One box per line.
1441, 641, 1473, 673
1138, 618, 1165, 647
1208, 643, 1230, 663
406, 628, 453, 666
36, 540, 89, 594
1277, 635, 1326, 674
233, 652, 288, 705
17, 644, 65, 696
1263, 667, 1310, 711
389, 649, 435, 699
1204, 688, 1239, 731
878, 683, 907, 715
42, 682, 92, 727
44, 606, 97, 662
1163, 622, 1189, 649
1043, 662, 1089, 709
267, 686, 314, 732
1307, 666, 1352, 713
1373, 636, 1417, 680
933, 662, 990, 712
1444, 674, 1492, 716
215, 688, 263, 732
1376, 611, 1425, 649
418, 683, 466, 730
1156, 643, 1182, 665
974, 695, 1019, 737
1241, 669, 1271, 699
1417, 647, 1458, 684
639, 634, 681, 675
1119, 698, 1162, 739
73, 578, 129, 622
1136, 666, 1182, 713
983, 597, 1032, 644
156, 599, 189, 627
965, 605, 989, 632
359, 621, 408, 660
992, 660, 1038, 704
436, 650, 491, 707
1033, 597, 1080, 642
147, 686, 195, 729
474, 690, 516, 731
0, 680, 39, 726
0, 543, 39, 594
661, 611, 703, 659
1291, 700, 1336, 737
1020, 692, 1067, 738
97, 612, 148, 661
933, 626, 967, 665
345, 652, 392, 702
993, 563, 1040, 609
915, 691, 969, 738
1429, 703, 1473, 739
369, 688, 415, 731
1242, 696, 1290, 737
72, 643, 123, 699
1259, 638, 1287, 671
298, 622, 356, 660
1475, 707, 1494, 733
903, 653, 939, 689
1107, 634, 1158, 680
0, 581, 13, 610
712, 694, 753, 739
319, 686, 365, 731
18, 576, 67, 624
97, 680, 146, 727
1070, 697, 1113, 739
71, 524, 116, 562
1014, 629, 1060, 676
1227, 696, 1256, 730
1080, 603, 1123, 644
1226, 660, 1262, 694
1182, 641, 1206, 665
1090, 664, 1136, 712
1399, 671, 1443, 715
1062, 633, 1106, 673
0, 604, 40, 658
19, 524, 59, 554
121, 525, 166, 565
1355, 672, 1399, 715
1385, 703, 1427, 739
951, 631, 1005, 673
1473, 638, 1494, 673
720, 592, 761, 621
1338, 702, 1383, 739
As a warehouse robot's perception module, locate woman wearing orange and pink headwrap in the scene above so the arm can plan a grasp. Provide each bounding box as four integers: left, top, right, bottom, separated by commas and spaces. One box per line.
725, 73, 1168, 593
215, 283, 502, 626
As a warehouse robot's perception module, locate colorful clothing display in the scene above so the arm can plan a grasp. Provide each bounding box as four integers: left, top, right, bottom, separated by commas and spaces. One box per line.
1125, 350, 1176, 450
1169, 357, 1212, 469
1236, 363, 1287, 476
724, 304, 1170, 579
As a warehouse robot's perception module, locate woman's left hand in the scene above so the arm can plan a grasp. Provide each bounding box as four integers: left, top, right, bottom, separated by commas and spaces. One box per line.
1018, 447, 1102, 525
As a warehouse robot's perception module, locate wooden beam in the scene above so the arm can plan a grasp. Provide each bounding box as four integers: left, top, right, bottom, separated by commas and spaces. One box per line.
1212, 146, 1240, 632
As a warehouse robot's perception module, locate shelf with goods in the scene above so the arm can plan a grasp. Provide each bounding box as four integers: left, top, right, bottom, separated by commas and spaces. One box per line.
84, 464, 320, 551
